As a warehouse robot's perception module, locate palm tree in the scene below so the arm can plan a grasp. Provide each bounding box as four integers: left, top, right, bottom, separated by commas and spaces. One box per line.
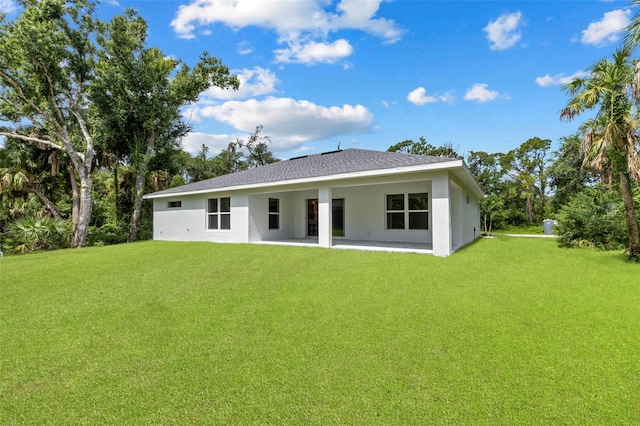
560, 48, 640, 260
0, 141, 63, 221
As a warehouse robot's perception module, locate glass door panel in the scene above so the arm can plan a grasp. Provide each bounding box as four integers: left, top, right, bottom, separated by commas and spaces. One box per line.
332, 198, 345, 237
307, 199, 318, 237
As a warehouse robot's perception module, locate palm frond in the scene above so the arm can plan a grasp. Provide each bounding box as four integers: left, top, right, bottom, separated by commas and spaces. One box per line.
623, 1, 640, 51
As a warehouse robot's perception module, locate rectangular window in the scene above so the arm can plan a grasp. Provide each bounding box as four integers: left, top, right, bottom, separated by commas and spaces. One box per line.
167, 201, 182, 208
207, 197, 231, 230
408, 193, 428, 230
386, 193, 429, 230
268, 198, 279, 230
386, 194, 405, 229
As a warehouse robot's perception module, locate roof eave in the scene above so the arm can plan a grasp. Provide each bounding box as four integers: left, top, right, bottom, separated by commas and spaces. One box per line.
143, 159, 472, 200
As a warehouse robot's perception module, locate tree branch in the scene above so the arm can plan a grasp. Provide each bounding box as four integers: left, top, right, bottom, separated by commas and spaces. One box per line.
0, 131, 62, 150
35, 56, 67, 128
0, 70, 46, 119
0, 70, 67, 137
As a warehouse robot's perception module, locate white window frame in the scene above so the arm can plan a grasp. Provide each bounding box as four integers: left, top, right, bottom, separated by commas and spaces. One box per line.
407, 192, 429, 230
385, 193, 405, 230
167, 200, 182, 208
207, 197, 231, 230
385, 193, 429, 230
268, 198, 279, 230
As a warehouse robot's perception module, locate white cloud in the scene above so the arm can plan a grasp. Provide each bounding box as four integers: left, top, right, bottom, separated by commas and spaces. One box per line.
439, 91, 456, 105
237, 41, 253, 55
203, 66, 279, 100
274, 39, 353, 65
181, 132, 236, 155
407, 87, 437, 105
331, 0, 404, 43
0, 0, 16, 14
484, 11, 523, 50
407, 87, 455, 105
181, 131, 309, 155
171, 0, 323, 38
170, 0, 403, 65
581, 9, 630, 46
197, 97, 373, 144
464, 83, 501, 102
535, 70, 589, 87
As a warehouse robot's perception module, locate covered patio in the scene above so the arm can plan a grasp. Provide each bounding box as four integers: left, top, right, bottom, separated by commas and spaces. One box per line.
255, 238, 433, 255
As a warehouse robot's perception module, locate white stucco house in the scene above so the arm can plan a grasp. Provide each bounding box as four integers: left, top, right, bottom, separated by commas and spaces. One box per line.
144, 148, 484, 257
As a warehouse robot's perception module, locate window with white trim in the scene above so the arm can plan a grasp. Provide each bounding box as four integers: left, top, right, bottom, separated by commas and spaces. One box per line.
386, 193, 428, 230
167, 200, 182, 208
268, 198, 279, 230
207, 197, 231, 230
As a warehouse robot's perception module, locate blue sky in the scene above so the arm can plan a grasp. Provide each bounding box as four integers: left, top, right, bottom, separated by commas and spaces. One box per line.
1, 0, 634, 159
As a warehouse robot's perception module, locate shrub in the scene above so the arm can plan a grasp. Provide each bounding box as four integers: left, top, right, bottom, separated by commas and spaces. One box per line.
555, 187, 628, 250
87, 223, 128, 246
7, 215, 70, 252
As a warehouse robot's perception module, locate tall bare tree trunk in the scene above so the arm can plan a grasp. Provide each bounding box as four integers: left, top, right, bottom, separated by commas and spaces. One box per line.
526, 197, 533, 223
127, 135, 154, 242
68, 164, 80, 235
114, 162, 119, 228
71, 173, 93, 248
127, 168, 146, 242
619, 172, 640, 256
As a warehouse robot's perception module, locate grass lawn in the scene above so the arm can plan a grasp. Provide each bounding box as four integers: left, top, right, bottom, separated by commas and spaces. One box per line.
494, 224, 546, 235
1, 237, 639, 424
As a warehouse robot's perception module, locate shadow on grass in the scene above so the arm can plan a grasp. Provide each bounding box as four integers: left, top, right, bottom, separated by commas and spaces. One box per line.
453, 237, 485, 254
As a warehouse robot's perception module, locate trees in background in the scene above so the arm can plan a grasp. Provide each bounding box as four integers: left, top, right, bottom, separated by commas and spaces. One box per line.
547, 135, 594, 211
466, 151, 505, 234
0, 0, 101, 247
182, 126, 279, 182
560, 48, 640, 259
390, 137, 555, 231
501, 137, 552, 223
387, 137, 461, 158
92, 9, 239, 241
0, 1, 275, 253
0, 138, 72, 251
555, 185, 629, 250
0, 139, 64, 220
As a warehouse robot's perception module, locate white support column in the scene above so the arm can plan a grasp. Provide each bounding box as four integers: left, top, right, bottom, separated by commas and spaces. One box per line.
431, 172, 452, 257
318, 186, 332, 248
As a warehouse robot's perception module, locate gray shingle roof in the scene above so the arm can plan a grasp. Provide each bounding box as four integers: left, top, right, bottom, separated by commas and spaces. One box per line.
146, 148, 458, 197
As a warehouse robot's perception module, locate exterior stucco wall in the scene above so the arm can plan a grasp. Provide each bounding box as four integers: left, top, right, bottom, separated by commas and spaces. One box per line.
152, 192, 249, 243
450, 176, 482, 249
444, 175, 482, 254
248, 192, 295, 242
332, 181, 432, 244
451, 184, 464, 251
462, 190, 481, 245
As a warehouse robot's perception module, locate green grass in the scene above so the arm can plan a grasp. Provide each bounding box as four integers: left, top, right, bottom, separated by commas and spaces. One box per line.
1, 238, 639, 424
496, 224, 546, 234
